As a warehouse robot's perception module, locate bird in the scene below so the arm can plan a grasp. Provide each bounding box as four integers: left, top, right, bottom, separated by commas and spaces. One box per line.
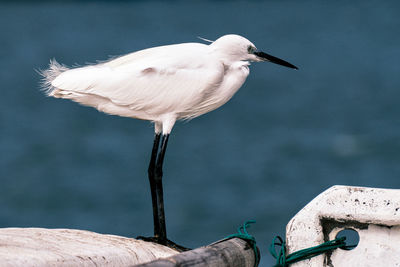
40, 34, 297, 250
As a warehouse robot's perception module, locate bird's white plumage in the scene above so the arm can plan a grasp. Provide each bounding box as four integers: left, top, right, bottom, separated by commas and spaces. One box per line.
41, 34, 259, 134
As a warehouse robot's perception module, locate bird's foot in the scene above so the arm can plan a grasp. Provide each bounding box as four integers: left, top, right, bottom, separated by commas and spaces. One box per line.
136, 235, 190, 252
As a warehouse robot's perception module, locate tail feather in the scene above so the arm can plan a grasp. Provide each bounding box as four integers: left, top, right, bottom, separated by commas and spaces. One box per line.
39, 59, 69, 96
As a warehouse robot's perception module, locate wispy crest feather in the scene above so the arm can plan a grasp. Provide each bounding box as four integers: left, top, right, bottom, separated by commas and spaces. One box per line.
39, 59, 69, 95
197, 36, 214, 43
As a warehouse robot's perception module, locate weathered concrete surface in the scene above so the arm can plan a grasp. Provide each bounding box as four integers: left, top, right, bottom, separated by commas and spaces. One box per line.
286, 185, 400, 267
0, 228, 178, 267
136, 238, 258, 267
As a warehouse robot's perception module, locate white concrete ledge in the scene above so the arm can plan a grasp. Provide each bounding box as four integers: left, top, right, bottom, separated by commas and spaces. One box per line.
0, 228, 178, 266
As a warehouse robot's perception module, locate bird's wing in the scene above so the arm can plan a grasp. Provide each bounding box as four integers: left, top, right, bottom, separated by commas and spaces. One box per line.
51, 43, 225, 116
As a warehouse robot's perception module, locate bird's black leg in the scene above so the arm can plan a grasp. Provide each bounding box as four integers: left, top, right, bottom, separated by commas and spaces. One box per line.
153, 134, 189, 251
138, 133, 189, 251
148, 133, 161, 237
153, 134, 169, 244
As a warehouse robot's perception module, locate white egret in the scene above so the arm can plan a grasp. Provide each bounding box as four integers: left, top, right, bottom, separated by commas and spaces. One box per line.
40, 34, 297, 250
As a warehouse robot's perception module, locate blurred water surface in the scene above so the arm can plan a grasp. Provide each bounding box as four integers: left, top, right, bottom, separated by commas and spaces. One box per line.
1, 1, 400, 266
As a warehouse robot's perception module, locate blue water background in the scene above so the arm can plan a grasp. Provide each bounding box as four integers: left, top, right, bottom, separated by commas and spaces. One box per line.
1, 1, 400, 266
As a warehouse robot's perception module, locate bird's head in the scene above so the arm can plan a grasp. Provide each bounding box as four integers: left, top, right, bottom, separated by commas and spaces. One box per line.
210, 34, 298, 69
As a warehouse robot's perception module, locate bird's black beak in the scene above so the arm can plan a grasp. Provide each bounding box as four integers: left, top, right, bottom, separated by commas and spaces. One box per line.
254, 51, 298, 70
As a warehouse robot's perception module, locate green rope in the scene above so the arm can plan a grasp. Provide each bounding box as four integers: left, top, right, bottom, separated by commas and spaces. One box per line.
269, 235, 353, 267
223, 220, 259, 267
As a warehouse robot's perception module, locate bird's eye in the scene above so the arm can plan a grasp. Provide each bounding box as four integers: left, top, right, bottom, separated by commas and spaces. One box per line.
247, 45, 256, 54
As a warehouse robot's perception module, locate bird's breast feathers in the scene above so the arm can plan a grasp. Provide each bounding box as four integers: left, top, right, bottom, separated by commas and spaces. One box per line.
181, 61, 249, 118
